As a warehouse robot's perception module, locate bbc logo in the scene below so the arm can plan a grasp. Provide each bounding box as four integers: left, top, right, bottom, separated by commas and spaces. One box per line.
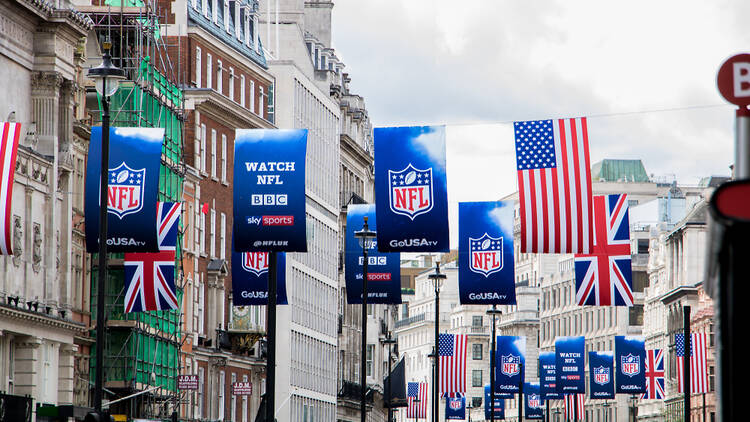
251, 194, 288, 206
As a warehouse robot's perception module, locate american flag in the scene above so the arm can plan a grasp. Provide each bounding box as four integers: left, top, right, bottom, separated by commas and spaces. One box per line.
439, 334, 467, 396
676, 333, 709, 394
0, 122, 21, 255
407, 382, 428, 419
124, 202, 181, 312
514, 118, 594, 254
574, 194, 634, 306
564, 394, 585, 421
641, 349, 665, 400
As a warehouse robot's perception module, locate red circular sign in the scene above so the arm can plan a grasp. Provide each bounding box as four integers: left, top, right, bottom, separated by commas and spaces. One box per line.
717, 53, 750, 106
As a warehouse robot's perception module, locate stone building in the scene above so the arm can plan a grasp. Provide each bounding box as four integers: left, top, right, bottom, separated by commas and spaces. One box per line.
0, 0, 94, 419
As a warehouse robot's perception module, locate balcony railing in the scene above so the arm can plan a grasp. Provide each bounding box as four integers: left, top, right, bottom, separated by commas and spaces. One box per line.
0, 392, 32, 422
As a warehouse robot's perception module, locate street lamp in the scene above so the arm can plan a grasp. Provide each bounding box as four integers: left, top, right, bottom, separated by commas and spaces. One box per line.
602, 400, 611, 422
630, 394, 639, 422
428, 262, 446, 422
486, 305, 502, 422
354, 217, 376, 422
86, 40, 125, 420
382, 334, 398, 422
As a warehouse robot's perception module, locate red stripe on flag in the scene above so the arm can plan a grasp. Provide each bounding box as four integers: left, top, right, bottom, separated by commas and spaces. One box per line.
557, 119, 573, 253
540, 168, 549, 253
580, 117, 594, 251
551, 167, 561, 253
0, 123, 10, 255
517, 171, 528, 252
569, 119, 584, 252
528, 172, 538, 253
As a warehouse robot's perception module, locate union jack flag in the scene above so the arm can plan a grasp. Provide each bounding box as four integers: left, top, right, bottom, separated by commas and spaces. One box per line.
641, 349, 665, 400
407, 382, 428, 419
564, 394, 585, 421
676, 333, 709, 394
574, 194, 634, 306
124, 202, 181, 312
514, 118, 594, 254
0, 122, 21, 255
439, 334, 467, 396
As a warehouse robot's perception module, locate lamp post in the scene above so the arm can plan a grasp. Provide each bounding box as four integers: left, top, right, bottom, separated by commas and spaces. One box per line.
413, 398, 421, 422
602, 400, 611, 422
86, 40, 125, 420
630, 394, 639, 422
486, 305, 502, 422
382, 334, 397, 422
354, 217, 376, 422
428, 262, 446, 422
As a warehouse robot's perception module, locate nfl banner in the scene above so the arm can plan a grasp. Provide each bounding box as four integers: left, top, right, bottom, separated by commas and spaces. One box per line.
374, 126, 449, 252
458, 201, 516, 305
445, 396, 465, 420
231, 251, 288, 306
345, 204, 402, 304
524, 382, 545, 420
484, 385, 506, 420
495, 336, 525, 393
85, 127, 163, 252
555, 336, 585, 393
615, 336, 646, 394
539, 352, 563, 400
588, 351, 614, 399
233, 129, 307, 252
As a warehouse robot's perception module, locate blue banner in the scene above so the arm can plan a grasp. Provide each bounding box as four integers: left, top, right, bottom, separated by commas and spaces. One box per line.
445, 396, 465, 420
555, 336, 585, 393
589, 352, 615, 399
345, 204, 402, 304
374, 126, 449, 252
615, 336, 646, 394
525, 382, 545, 420
484, 385, 506, 420
231, 251, 288, 306
85, 127, 163, 252
233, 129, 307, 252
495, 336, 525, 393
539, 352, 563, 400
458, 201, 516, 305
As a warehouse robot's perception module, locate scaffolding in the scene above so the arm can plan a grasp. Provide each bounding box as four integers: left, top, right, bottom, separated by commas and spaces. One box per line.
86, 0, 186, 419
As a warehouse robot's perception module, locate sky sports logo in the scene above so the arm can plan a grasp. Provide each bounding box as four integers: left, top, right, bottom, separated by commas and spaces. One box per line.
246, 216, 294, 226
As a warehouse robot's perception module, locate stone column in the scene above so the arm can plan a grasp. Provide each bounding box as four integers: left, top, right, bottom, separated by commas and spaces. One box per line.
13, 337, 42, 399
30, 71, 62, 156
58, 343, 78, 405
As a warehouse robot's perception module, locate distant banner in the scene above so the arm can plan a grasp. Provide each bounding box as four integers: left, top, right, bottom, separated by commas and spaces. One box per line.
374, 126, 449, 252
539, 352, 563, 400
85, 127, 164, 252
233, 129, 307, 252
495, 336, 525, 393
589, 352, 615, 399
345, 204, 402, 304
458, 201, 516, 305
0, 122, 21, 255
445, 396, 465, 420
525, 382, 545, 420
231, 251, 288, 306
615, 336, 646, 394
555, 336, 585, 393
484, 385, 506, 420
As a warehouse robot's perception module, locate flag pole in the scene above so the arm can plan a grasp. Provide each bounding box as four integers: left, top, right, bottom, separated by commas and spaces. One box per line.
683, 305, 691, 422
518, 363, 524, 421
265, 251, 278, 422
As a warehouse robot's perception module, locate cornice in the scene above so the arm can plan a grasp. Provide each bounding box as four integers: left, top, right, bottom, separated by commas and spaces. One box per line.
184, 88, 276, 130
0, 303, 87, 333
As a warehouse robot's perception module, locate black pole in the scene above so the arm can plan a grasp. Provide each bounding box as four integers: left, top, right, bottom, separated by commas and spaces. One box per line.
573, 394, 577, 422
684, 305, 691, 422
518, 363, 524, 422
386, 339, 392, 422
94, 86, 110, 413
546, 399, 549, 422
703, 393, 706, 422
428, 262, 445, 422
487, 305, 502, 422
265, 252, 278, 422
361, 225, 370, 422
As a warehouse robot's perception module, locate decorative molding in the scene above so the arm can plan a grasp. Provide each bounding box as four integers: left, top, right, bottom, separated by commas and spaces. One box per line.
32, 223, 42, 272
12, 216, 23, 266
0, 303, 87, 333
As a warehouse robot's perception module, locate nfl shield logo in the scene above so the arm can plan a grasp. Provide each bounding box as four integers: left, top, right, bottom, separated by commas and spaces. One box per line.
528, 394, 541, 409
469, 233, 503, 277
594, 366, 610, 385
449, 399, 462, 410
501, 354, 521, 377
621, 354, 640, 377
388, 164, 433, 220
242, 252, 269, 276
107, 162, 146, 219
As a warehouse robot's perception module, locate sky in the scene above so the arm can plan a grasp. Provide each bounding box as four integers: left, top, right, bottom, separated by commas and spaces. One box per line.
329, 0, 750, 247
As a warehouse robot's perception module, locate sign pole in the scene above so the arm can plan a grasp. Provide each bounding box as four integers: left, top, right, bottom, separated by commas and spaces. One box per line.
486, 306, 502, 422
683, 305, 691, 422
265, 252, 278, 422
354, 218, 376, 422
518, 363, 524, 421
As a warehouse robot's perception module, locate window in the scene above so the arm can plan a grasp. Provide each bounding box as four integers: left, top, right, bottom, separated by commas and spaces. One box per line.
253, 15, 259, 52
217, 60, 223, 94
472, 315, 483, 327
221, 134, 227, 183
231, 372, 237, 422
259, 86, 264, 117
210, 209, 216, 258
195, 47, 202, 87
366, 344, 374, 377
244, 13, 250, 47
229, 67, 235, 100
212, 0, 218, 24
200, 124, 207, 173
234, 0, 241, 38
242, 374, 249, 422
220, 212, 226, 259
240, 75, 246, 107
249, 80, 256, 113
224, 0, 230, 33
202, 0, 209, 18
472, 397, 482, 408
192, 0, 197, 10
628, 305, 644, 326
200, 206, 206, 255
197, 366, 205, 417
211, 129, 217, 178
206, 54, 212, 89
218, 370, 225, 419
472, 370, 483, 387
709, 365, 715, 392
472, 343, 483, 360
